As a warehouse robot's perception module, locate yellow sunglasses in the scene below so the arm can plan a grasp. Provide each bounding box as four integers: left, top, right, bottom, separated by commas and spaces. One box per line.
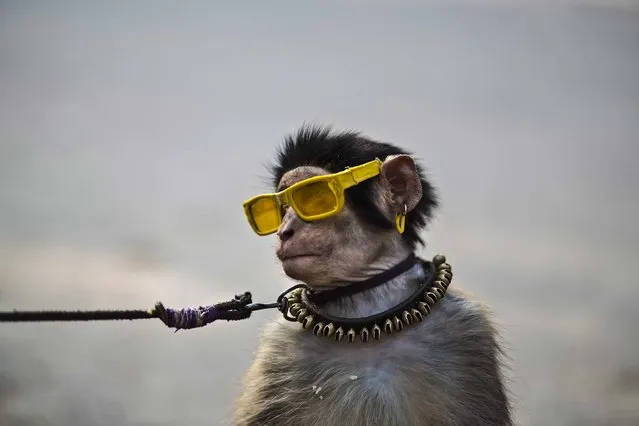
243, 158, 383, 236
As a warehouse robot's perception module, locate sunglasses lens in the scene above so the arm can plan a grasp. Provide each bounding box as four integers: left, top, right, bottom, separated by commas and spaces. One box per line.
292, 181, 338, 217
249, 196, 281, 234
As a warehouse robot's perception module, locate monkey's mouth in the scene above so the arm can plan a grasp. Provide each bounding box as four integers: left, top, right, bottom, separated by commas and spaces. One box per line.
278, 254, 320, 262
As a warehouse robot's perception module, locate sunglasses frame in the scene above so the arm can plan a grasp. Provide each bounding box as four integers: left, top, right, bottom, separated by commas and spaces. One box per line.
243, 158, 383, 236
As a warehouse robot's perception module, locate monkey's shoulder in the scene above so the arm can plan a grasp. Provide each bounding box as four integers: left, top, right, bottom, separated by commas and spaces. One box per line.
418, 287, 503, 345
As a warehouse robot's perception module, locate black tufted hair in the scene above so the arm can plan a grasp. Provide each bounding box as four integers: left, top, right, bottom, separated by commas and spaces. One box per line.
269, 124, 439, 250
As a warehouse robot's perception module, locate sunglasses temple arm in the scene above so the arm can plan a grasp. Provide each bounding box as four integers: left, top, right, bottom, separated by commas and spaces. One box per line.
346, 161, 382, 185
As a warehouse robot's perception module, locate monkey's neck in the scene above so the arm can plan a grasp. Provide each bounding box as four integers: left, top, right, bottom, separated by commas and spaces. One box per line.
310, 257, 426, 319
312, 239, 414, 286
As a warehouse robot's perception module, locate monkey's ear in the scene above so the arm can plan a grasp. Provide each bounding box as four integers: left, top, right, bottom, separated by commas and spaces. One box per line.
379, 154, 423, 213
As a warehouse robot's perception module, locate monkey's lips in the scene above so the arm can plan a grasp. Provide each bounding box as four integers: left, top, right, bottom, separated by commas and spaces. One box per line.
277, 253, 320, 262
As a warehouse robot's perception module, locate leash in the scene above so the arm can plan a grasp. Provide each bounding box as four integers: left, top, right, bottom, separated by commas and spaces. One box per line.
0, 285, 306, 332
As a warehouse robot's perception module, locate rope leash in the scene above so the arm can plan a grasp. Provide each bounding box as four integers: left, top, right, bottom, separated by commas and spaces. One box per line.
0, 286, 305, 332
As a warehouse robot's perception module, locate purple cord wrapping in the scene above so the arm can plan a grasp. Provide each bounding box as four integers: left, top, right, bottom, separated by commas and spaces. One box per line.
153, 292, 255, 331
163, 306, 218, 330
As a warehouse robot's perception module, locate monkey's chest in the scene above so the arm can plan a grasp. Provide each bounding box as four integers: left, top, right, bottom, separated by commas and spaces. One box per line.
279, 336, 416, 398
258, 344, 427, 425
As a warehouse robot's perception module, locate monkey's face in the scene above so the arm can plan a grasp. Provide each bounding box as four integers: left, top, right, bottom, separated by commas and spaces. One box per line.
276, 155, 422, 288
274, 157, 420, 287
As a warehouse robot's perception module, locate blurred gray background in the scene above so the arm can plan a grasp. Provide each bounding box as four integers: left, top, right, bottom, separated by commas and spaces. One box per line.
1, 1, 638, 425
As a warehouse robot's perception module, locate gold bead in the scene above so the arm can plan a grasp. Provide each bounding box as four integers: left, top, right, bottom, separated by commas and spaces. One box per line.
431, 287, 445, 299
360, 327, 370, 343
429, 287, 443, 302
438, 271, 453, 281
437, 272, 451, 283
303, 315, 316, 330
287, 292, 301, 303
335, 327, 345, 342
347, 328, 356, 343
289, 303, 302, 317
437, 280, 450, 290
433, 280, 447, 291
312, 322, 325, 336
372, 324, 382, 340
323, 323, 336, 338
425, 291, 438, 304
393, 316, 403, 332
384, 318, 393, 334
433, 254, 446, 266
410, 308, 423, 322
418, 301, 431, 315
438, 262, 451, 271
296, 308, 309, 322
402, 310, 413, 326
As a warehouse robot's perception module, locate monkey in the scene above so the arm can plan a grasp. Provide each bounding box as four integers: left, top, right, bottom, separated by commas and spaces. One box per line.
232, 125, 512, 426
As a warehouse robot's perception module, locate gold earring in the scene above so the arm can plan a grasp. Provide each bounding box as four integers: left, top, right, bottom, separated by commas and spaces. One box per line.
395, 204, 407, 234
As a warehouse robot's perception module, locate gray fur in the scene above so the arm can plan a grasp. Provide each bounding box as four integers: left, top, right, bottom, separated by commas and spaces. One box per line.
234, 154, 511, 425
233, 266, 512, 426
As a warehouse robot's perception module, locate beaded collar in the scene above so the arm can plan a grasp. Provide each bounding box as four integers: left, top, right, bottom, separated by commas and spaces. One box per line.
277, 254, 452, 343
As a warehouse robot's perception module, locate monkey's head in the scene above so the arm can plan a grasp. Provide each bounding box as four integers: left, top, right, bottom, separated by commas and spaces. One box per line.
244, 124, 438, 288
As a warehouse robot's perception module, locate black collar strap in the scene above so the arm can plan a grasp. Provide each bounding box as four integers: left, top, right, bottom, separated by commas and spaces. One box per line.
306, 252, 418, 305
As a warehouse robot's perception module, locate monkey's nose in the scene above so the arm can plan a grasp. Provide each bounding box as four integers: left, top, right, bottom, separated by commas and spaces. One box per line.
277, 227, 295, 242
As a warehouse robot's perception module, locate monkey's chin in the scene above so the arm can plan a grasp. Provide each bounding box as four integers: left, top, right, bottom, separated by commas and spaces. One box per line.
280, 255, 320, 282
